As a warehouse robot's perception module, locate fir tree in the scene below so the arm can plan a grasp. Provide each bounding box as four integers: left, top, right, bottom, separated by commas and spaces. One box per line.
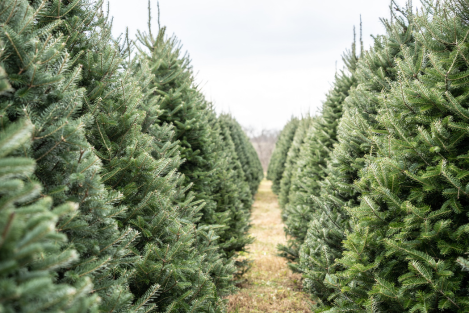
0, 63, 98, 312
135, 26, 219, 224
73, 8, 228, 310
267, 118, 299, 194
0, 1, 140, 311
307, 2, 467, 311
133, 14, 262, 291
281, 4, 415, 308
217, 114, 254, 256
279, 67, 356, 264
207, 114, 254, 279
218, 115, 254, 212
0, 1, 261, 311
0, 120, 98, 313
324, 2, 469, 311
278, 115, 313, 210
219, 115, 263, 197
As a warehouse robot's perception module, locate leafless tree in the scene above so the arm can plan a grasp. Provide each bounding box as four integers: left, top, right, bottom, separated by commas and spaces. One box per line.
244, 126, 279, 173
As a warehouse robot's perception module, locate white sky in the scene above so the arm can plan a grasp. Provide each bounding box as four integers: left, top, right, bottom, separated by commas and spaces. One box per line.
109, 0, 421, 131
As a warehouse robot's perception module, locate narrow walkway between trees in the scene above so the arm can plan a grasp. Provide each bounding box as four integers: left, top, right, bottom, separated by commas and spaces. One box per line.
226, 180, 313, 312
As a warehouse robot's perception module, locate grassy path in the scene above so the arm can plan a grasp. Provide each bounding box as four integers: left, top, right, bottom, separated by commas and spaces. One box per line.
226, 180, 313, 312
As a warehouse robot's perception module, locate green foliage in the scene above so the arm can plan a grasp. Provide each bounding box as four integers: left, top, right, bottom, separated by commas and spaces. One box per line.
134, 25, 260, 300
291, 4, 416, 309
86, 30, 217, 313
279, 69, 356, 265
274, 1, 469, 312
135, 26, 219, 220
278, 115, 313, 210
0, 61, 10, 94
267, 118, 299, 194
215, 114, 255, 274
328, 3, 469, 311
0, 118, 97, 313
132, 18, 262, 302
0, 1, 138, 310
299, 19, 409, 306
219, 114, 263, 197
0, 1, 260, 311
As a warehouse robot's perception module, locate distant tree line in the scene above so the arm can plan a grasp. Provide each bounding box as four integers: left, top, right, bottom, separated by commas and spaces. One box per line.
244, 127, 279, 173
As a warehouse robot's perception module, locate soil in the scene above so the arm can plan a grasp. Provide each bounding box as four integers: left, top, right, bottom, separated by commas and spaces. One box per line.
226, 180, 313, 312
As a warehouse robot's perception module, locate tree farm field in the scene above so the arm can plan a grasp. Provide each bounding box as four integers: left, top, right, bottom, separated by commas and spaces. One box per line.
226, 180, 313, 312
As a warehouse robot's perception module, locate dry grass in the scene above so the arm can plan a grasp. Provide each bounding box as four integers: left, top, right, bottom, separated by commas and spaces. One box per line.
226, 180, 313, 313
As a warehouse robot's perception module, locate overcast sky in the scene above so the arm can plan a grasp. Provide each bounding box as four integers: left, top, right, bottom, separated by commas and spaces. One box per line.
109, 0, 421, 132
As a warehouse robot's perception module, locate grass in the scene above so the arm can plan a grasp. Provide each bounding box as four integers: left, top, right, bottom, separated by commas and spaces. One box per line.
225, 180, 313, 313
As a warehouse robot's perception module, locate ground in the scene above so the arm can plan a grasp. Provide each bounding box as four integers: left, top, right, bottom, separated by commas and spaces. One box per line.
226, 180, 313, 312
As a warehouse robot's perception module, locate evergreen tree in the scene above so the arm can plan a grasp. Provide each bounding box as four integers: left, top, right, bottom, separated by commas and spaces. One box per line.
135, 26, 220, 225
323, 2, 469, 311
0, 1, 140, 311
267, 118, 299, 194
219, 114, 263, 197
278, 115, 313, 209
212, 114, 254, 269
279, 67, 356, 264
218, 115, 253, 213
300, 2, 469, 311
300, 7, 415, 309
73, 9, 229, 310
272, 4, 414, 308
132, 15, 266, 295
132, 15, 259, 301
133, 22, 239, 294
0, 63, 97, 312
0, 0, 261, 311
0, 120, 96, 313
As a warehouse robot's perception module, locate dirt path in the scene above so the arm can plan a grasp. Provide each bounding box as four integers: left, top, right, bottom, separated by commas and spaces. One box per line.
226, 180, 313, 312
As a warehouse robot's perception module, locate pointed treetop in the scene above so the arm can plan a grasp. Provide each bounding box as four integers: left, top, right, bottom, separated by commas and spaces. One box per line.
360, 14, 364, 55
157, 1, 161, 30
148, 0, 153, 42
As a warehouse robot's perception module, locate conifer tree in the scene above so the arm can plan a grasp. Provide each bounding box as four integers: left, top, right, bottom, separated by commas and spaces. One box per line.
134, 12, 260, 260
0, 65, 97, 312
278, 4, 415, 308
135, 25, 221, 224
135, 22, 233, 236
278, 115, 313, 209
69, 7, 230, 310
302, 2, 466, 311
1, 1, 261, 311
267, 118, 299, 194
218, 115, 253, 212
219, 115, 263, 196
322, 2, 469, 311
212, 114, 253, 266
0, 119, 97, 313
0, 1, 140, 311
279, 67, 356, 264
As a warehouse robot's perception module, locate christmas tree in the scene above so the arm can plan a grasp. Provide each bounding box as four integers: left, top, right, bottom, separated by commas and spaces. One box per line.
0, 1, 140, 310
213, 114, 254, 273
134, 15, 261, 282
75, 8, 228, 311
278, 115, 313, 210
267, 118, 299, 194
219, 115, 263, 197
299, 4, 416, 309
279, 66, 357, 264
0, 1, 263, 311
0, 61, 98, 312
324, 2, 469, 311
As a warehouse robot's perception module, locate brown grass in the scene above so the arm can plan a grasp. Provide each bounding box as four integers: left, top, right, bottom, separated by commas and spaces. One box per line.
225, 180, 313, 313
